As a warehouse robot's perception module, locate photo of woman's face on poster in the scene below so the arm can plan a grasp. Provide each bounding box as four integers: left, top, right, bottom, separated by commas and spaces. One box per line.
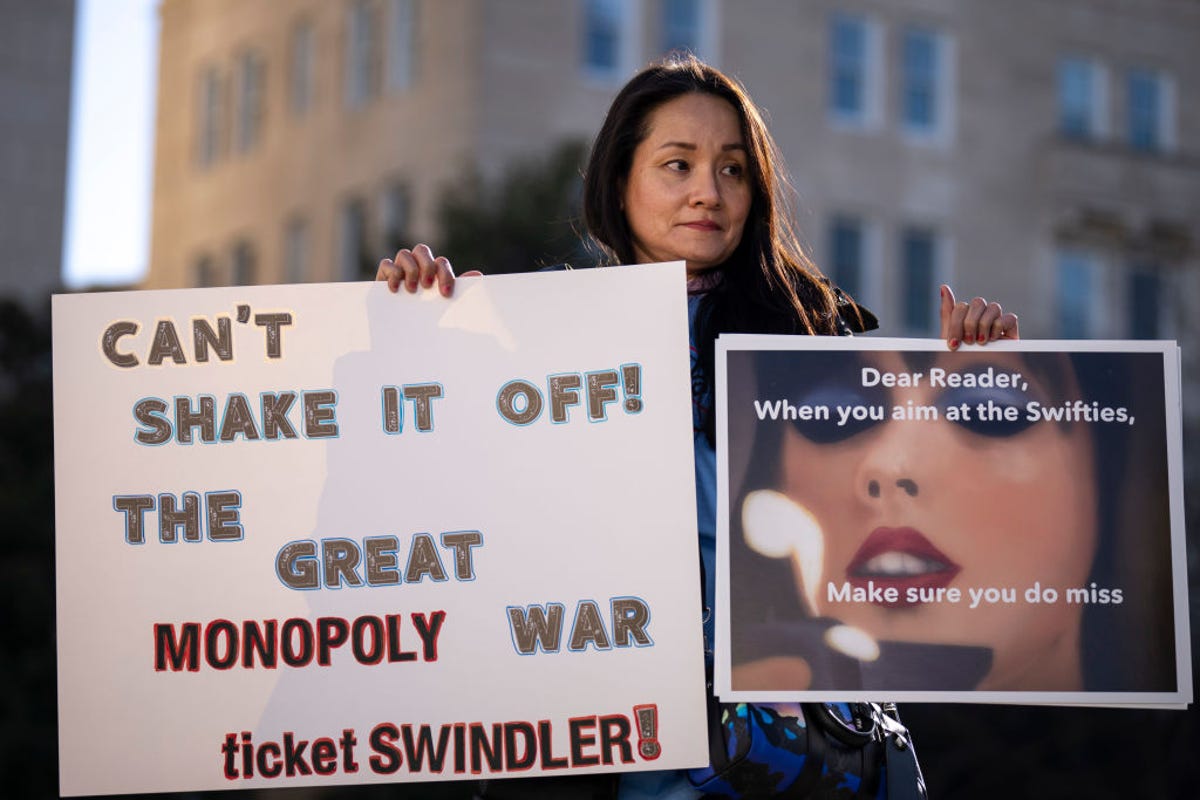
720, 341, 1185, 702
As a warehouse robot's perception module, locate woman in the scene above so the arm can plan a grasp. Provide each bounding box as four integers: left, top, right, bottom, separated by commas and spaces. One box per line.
728, 347, 1176, 695
378, 54, 1017, 797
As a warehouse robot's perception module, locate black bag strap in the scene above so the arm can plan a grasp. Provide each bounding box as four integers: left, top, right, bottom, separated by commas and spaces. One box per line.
877, 704, 928, 800
799, 702, 881, 799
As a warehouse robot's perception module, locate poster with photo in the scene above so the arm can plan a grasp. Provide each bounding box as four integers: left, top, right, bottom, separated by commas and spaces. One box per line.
53, 264, 708, 796
714, 335, 1190, 707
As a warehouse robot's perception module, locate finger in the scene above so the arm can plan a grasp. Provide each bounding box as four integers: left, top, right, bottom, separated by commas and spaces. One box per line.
435, 257, 456, 297
960, 297, 987, 345
730, 656, 812, 691
412, 243, 440, 289
376, 258, 402, 293
391, 248, 421, 293
975, 301, 1003, 344
945, 300, 969, 350
938, 285, 956, 339
993, 312, 1019, 340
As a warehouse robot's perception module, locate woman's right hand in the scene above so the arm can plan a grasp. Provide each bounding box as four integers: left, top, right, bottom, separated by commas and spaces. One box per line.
376, 243, 481, 297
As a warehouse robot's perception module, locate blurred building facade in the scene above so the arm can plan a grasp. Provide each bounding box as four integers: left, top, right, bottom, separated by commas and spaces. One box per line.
145, 0, 1199, 352
146, 0, 648, 292
0, 0, 76, 306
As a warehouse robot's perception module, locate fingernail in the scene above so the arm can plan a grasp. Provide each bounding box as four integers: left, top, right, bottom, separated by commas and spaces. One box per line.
977, 334, 986, 344
949, 338, 959, 350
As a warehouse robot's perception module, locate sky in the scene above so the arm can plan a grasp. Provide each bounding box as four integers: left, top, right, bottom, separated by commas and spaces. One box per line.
61, 0, 159, 288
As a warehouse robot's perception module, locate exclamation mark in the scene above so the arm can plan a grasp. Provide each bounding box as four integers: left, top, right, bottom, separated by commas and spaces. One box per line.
633, 704, 660, 760
622, 364, 643, 413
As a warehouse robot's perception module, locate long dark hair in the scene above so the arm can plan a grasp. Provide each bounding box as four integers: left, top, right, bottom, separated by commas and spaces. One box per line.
583, 55, 851, 438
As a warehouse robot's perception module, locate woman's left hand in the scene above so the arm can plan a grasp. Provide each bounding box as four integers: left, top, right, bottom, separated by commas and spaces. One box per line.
939, 284, 1019, 350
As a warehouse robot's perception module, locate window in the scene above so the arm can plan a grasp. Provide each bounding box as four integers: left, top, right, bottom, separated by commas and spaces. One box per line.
1058, 57, 1108, 141
284, 218, 309, 283
289, 21, 315, 116
345, 1, 380, 107
387, 0, 417, 90
828, 215, 864, 301
340, 198, 368, 280
380, 182, 411, 252
231, 240, 257, 285
900, 27, 952, 140
830, 15, 865, 119
1128, 68, 1175, 153
1128, 265, 1161, 339
1056, 250, 1096, 338
585, 0, 620, 74
236, 51, 265, 152
193, 255, 216, 287
583, 0, 638, 82
828, 13, 879, 128
661, 0, 698, 53
902, 29, 936, 129
901, 228, 937, 333
196, 67, 224, 167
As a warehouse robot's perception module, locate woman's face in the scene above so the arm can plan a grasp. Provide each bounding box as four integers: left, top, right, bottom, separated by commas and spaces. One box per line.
778, 351, 1097, 690
622, 93, 752, 276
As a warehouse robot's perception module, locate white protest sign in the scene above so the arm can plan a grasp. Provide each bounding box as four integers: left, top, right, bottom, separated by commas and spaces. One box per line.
53, 264, 708, 796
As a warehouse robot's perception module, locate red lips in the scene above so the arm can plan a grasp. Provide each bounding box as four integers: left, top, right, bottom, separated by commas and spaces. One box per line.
680, 220, 721, 231
847, 527, 961, 607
